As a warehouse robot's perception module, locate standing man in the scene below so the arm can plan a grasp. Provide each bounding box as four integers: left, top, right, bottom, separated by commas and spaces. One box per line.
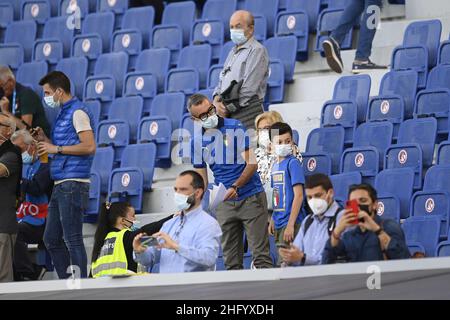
213, 10, 269, 130
35, 71, 96, 279
322, 0, 387, 74
188, 93, 273, 270
0, 113, 21, 282
11, 129, 53, 281
0, 66, 51, 136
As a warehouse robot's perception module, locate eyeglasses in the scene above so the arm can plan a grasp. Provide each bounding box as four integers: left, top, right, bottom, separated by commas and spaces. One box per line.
191, 105, 216, 122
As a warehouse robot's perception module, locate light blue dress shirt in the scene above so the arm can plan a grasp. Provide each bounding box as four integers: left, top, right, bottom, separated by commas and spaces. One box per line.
291, 201, 343, 266
134, 205, 222, 273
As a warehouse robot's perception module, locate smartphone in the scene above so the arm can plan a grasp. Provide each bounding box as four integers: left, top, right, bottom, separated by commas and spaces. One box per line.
140, 236, 159, 247
346, 199, 360, 225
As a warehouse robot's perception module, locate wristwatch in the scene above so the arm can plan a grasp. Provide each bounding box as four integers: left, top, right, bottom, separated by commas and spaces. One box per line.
56, 146, 63, 154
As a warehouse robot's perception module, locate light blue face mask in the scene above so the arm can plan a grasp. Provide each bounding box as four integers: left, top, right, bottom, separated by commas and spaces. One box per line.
174, 192, 195, 211
124, 218, 141, 232
201, 114, 219, 129
230, 29, 248, 45
22, 151, 34, 164
44, 92, 60, 108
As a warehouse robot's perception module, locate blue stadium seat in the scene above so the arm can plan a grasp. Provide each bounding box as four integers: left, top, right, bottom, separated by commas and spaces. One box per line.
375, 168, 415, 220
177, 44, 212, 89
135, 48, 170, 93
60, 0, 89, 19
21, 0, 50, 36
392, 20, 442, 88
16, 61, 48, 96
151, 25, 183, 67
0, 44, 24, 72
118, 143, 157, 191
33, 40, 63, 68
265, 36, 297, 82
42, 16, 75, 59
0, 0, 19, 20
207, 64, 223, 89
161, 1, 196, 46
275, 10, 309, 61
402, 216, 441, 257
253, 14, 267, 42
55, 57, 88, 98
438, 40, 450, 65
121, 6, 154, 49
334, 74, 371, 123
198, 88, 214, 100
112, 29, 142, 70
97, 0, 127, 28
139, 117, 172, 161
340, 122, 394, 184
109, 168, 144, 213
202, 0, 237, 31
87, 171, 103, 216
245, 0, 279, 37
150, 92, 185, 132
93, 51, 129, 98
219, 41, 234, 64
437, 140, 450, 165
123, 72, 157, 115
165, 68, 199, 95
321, 100, 357, 146
414, 65, 450, 140
5, 20, 37, 62
315, 8, 352, 53
302, 126, 345, 176
80, 12, 115, 54
265, 59, 285, 105
72, 34, 103, 75
0, 3, 13, 30
84, 100, 101, 134
367, 71, 418, 141
330, 171, 362, 205
384, 118, 437, 189
191, 19, 224, 61
91, 146, 115, 194
286, 0, 321, 32
436, 240, 450, 257
84, 77, 115, 119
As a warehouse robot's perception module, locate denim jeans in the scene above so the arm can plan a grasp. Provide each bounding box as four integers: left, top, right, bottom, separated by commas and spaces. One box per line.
44, 181, 89, 279
331, 0, 383, 60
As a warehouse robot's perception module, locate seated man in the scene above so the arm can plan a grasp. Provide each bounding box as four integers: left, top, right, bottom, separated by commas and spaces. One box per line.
278, 174, 343, 266
322, 184, 410, 264
11, 129, 53, 280
133, 171, 222, 273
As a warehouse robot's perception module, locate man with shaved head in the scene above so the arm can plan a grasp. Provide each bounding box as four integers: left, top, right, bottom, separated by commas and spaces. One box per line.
0, 112, 22, 282
213, 10, 269, 131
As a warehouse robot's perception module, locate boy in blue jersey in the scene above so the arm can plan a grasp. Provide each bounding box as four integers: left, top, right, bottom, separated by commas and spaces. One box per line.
269, 122, 307, 265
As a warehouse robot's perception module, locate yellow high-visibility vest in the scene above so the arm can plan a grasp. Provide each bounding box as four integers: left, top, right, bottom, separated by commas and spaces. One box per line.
91, 229, 131, 278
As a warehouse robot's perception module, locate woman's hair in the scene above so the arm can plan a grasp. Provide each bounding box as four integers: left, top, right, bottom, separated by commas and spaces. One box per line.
254, 111, 284, 129
91, 202, 132, 262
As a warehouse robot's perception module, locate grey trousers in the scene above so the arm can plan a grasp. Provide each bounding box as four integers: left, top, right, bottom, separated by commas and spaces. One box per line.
216, 191, 273, 270
0, 233, 17, 283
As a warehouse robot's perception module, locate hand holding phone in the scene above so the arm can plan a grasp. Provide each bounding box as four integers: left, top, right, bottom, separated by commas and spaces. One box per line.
140, 236, 159, 248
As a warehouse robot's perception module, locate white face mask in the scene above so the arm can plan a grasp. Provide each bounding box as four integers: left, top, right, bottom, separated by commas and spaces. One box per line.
230, 28, 247, 45
258, 130, 270, 148
43, 91, 60, 108
174, 192, 195, 211
308, 197, 329, 216
201, 114, 218, 129
274, 144, 292, 157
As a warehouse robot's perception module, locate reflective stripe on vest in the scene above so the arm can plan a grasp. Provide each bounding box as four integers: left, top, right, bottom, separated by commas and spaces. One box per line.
91, 229, 129, 278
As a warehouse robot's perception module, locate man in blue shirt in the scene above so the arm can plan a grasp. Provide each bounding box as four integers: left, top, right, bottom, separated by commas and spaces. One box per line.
133, 170, 222, 273
187, 93, 272, 270
322, 184, 410, 264
268, 122, 307, 265
279, 174, 343, 266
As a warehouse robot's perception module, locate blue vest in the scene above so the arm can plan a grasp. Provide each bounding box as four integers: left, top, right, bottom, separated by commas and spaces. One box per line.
51, 98, 94, 180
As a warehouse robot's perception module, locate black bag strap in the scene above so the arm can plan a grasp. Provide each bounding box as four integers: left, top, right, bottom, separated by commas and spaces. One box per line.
303, 205, 342, 236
